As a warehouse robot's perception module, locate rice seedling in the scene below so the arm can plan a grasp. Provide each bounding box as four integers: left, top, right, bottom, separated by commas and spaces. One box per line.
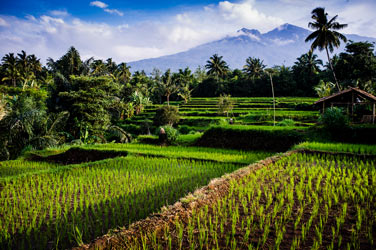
124, 152, 376, 249
1, 151, 263, 249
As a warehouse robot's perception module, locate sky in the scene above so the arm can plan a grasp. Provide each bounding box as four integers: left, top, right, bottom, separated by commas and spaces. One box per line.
0, 0, 375, 63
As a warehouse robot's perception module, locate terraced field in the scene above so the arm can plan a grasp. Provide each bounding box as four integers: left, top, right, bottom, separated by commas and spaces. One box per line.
119, 97, 319, 134
0, 144, 273, 249
87, 143, 376, 250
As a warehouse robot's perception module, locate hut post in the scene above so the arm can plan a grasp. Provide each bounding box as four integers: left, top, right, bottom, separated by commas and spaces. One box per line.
322, 102, 325, 113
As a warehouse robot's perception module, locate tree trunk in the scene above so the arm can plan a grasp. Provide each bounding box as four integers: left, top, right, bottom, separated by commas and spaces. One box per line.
326, 46, 341, 92
167, 94, 170, 106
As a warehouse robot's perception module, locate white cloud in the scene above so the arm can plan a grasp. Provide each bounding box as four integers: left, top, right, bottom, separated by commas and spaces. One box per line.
255, 0, 376, 38
0, 0, 374, 65
90, 1, 108, 9
0, 17, 8, 27
49, 10, 69, 17
104, 8, 124, 16
0, 0, 285, 63
271, 38, 294, 46
90, 1, 123, 16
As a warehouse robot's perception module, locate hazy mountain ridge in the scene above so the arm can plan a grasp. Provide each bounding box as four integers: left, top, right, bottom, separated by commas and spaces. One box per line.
128, 23, 376, 73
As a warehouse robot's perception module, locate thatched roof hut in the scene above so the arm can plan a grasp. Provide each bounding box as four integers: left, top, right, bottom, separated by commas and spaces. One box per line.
315, 87, 376, 124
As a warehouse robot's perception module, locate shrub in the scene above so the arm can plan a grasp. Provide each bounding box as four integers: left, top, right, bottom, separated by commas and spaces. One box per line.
158, 125, 179, 144
319, 107, 349, 131
217, 94, 234, 117
277, 119, 295, 127
106, 125, 132, 143
153, 105, 180, 126
178, 125, 191, 134
217, 118, 230, 126
196, 126, 305, 151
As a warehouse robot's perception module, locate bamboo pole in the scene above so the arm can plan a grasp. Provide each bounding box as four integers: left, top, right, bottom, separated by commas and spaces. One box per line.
269, 72, 275, 126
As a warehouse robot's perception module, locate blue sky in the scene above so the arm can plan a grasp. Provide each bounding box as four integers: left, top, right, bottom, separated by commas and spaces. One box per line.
1, 0, 375, 63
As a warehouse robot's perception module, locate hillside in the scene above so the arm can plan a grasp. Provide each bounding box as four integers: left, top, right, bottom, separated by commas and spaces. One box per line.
128, 23, 376, 73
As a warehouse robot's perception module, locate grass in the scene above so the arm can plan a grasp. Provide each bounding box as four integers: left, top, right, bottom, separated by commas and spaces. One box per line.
117, 152, 376, 249
121, 97, 319, 135
294, 141, 376, 155
82, 143, 273, 165
0, 144, 272, 249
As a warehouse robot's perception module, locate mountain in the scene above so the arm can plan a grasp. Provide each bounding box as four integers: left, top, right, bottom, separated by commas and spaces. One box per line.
128, 23, 376, 73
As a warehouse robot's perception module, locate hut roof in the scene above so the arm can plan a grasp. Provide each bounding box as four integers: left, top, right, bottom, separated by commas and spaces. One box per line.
314, 87, 376, 104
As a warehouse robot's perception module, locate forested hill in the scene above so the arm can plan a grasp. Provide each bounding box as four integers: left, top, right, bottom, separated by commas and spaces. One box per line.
128, 23, 376, 73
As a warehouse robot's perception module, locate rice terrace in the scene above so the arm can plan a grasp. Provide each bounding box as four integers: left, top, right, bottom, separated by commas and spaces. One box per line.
1, 1, 376, 250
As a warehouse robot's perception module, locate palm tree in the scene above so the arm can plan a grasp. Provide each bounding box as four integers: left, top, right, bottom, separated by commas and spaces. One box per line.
130, 91, 151, 115
90, 59, 107, 76
81, 57, 94, 75
105, 58, 117, 74
296, 50, 323, 75
305, 7, 347, 91
16, 50, 32, 81
115, 63, 131, 84
27, 54, 42, 76
205, 54, 229, 80
314, 80, 335, 98
158, 69, 179, 106
2, 53, 20, 86
46, 57, 58, 73
56, 46, 82, 77
243, 57, 266, 82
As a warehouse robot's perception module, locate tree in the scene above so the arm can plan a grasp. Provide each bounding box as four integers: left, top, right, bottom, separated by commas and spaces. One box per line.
217, 94, 234, 117
243, 57, 266, 82
292, 51, 322, 96
81, 57, 94, 75
15, 51, 42, 88
305, 7, 347, 91
16, 50, 32, 82
115, 63, 131, 84
55, 46, 83, 78
335, 41, 376, 93
0, 89, 67, 159
205, 54, 229, 80
1, 53, 20, 86
194, 66, 207, 84
175, 67, 195, 103
105, 58, 117, 74
58, 76, 121, 139
153, 105, 180, 126
314, 80, 335, 98
130, 91, 151, 115
158, 69, 179, 106
90, 59, 107, 76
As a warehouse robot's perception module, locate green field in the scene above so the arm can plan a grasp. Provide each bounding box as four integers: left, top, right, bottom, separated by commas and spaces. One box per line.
120, 97, 319, 135
0, 145, 272, 249
1, 96, 375, 250
115, 151, 376, 250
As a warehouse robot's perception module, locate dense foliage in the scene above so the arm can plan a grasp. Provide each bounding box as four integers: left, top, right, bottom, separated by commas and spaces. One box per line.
1, 38, 375, 158
153, 105, 180, 126
319, 107, 349, 131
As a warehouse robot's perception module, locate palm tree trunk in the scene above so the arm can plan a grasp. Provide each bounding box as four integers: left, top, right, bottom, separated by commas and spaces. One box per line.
167, 94, 170, 106
325, 46, 341, 92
